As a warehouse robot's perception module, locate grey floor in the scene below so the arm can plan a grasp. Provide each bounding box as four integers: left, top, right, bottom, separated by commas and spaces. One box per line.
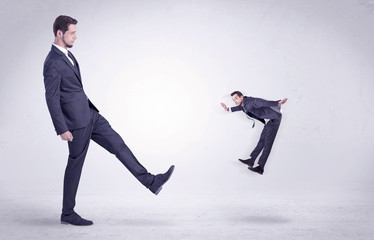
1, 187, 373, 240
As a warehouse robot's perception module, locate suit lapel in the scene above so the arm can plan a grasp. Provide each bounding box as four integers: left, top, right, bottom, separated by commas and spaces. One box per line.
63, 56, 80, 76
67, 52, 82, 80
51, 45, 82, 84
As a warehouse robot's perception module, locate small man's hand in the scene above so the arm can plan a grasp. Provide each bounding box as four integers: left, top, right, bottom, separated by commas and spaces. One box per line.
278, 98, 288, 106
60, 131, 73, 142
220, 102, 229, 111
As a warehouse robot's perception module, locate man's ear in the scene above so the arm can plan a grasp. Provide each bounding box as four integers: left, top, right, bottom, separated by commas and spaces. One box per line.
57, 30, 63, 37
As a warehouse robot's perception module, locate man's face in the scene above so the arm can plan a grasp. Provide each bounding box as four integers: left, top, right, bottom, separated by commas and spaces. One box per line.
232, 94, 243, 106
61, 24, 77, 48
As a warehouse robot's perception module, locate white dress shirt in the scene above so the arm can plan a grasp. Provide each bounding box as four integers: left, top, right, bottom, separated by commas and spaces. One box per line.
52, 43, 74, 66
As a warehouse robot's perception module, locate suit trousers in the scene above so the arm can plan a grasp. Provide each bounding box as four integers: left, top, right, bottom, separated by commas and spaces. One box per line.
250, 117, 281, 169
62, 108, 154, 214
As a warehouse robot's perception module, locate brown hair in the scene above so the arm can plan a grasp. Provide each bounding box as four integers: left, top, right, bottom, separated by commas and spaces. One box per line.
230, 91, 243, 97
53, 15, 78, 36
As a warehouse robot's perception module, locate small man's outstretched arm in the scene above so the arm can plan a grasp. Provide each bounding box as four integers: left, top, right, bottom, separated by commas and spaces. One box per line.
278, 98, 288, 106
220, 102, 229, 111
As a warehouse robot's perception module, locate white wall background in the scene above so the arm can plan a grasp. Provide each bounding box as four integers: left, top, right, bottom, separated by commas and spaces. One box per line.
0, 0, 373, 199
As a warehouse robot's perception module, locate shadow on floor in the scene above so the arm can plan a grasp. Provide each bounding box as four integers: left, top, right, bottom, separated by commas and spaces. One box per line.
20, 218, 60, 226
115, 218, 175, 227
235, 215, 290, 224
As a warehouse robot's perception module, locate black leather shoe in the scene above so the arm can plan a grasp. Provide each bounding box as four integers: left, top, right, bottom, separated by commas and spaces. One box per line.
248, 166, 264, 175
238, 158, 254, 167
150, 165, 175, 195
61, 212, 93, 226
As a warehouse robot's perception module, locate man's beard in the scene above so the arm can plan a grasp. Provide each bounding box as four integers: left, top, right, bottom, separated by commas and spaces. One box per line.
63, 38, 73, 48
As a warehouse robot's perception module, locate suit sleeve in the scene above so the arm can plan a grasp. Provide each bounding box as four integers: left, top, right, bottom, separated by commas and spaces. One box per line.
44, 59, 68, 135
230, 106, 243, 112
251, 97, 279, 109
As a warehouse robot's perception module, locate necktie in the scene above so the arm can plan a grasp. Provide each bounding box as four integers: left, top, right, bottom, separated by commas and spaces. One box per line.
243, 108, 256, 128
67, 51, 75, 66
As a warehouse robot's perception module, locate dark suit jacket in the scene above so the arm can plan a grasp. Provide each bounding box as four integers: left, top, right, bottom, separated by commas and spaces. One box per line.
43, 45, 98, 135
231, 96, 282, 123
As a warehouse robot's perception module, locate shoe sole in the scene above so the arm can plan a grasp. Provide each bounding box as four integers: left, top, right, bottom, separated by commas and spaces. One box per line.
60, 221, 93, 226
154, 165, 175, 195
154, 186, 162, 195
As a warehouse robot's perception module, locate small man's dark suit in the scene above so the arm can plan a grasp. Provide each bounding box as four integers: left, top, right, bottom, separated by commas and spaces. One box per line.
231, 96, 282, 171
43, 45, 156, 215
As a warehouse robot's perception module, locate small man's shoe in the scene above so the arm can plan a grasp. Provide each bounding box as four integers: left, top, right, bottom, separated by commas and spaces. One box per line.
248, 166, 264, 175
150, 165, 175, 195
238, 158, 254, 167
61, 212, 93, 226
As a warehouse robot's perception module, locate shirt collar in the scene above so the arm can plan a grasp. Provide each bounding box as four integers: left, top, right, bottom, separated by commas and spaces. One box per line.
53, 43, 69, 56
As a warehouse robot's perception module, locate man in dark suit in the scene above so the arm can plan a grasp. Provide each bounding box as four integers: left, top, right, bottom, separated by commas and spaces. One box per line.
43, 15, 174, 226
220, 91, 288, 175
